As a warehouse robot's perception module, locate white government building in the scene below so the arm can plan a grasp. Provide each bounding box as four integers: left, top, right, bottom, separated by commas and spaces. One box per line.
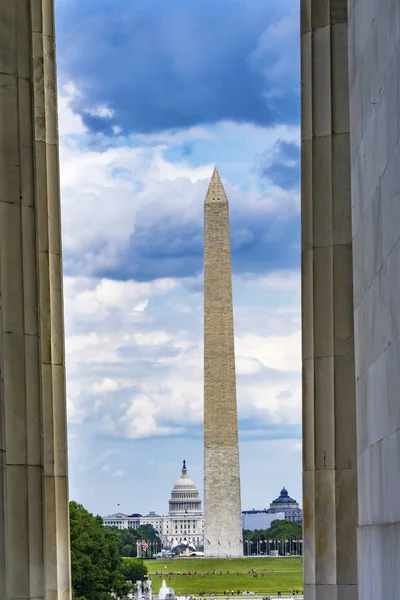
103, 461, 204, 548
104, 467, 302, 547
242, 486, 303, 530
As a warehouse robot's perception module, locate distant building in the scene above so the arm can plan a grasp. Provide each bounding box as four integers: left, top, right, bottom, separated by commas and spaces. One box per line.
103, 461, 204, 549
242, 487, 303, 529
103, 513, 142, 530
242, 509, 285, 531
267, 487, 303, 523
141, 461, 204, 549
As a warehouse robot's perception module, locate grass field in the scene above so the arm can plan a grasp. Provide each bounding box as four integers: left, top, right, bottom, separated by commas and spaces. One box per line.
144, 558, 303, 597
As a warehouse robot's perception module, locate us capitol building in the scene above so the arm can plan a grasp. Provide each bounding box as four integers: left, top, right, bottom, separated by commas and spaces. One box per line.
104, 461, 204, 548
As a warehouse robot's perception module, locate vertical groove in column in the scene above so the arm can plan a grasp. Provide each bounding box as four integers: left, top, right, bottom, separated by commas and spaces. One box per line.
0, 1, 71, 598
31, 1, 71, 597
0, 4, 31, 598
301, 0, 358, 598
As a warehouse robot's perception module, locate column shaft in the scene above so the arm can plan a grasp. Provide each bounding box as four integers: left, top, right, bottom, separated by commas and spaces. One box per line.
0, 1, 71, 598
301, 0, 358, 598
348, 0, 400, 597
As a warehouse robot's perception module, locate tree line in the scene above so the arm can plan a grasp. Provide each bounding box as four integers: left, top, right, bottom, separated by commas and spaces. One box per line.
244, 519, 302, 543
70, 501, 303, 599
243, 520, 303, 555
70, 501, 150, 600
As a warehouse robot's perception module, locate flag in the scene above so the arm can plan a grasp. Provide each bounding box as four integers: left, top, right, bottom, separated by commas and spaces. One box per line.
207, 539, 211, 545
218, 540, 221, 546
141, 540, 149, 552
299, 539, 303, 543
240, 539, 243, 544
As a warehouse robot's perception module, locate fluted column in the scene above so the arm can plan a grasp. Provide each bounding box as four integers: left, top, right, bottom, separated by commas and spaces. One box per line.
301, 0, 358, 598
0, 2, 71, 599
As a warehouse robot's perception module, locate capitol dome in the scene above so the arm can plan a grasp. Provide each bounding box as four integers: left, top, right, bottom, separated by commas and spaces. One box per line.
169, 460, 202, 515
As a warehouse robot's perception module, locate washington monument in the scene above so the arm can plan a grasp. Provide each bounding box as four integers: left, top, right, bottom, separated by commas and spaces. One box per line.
203, 168, 243, 557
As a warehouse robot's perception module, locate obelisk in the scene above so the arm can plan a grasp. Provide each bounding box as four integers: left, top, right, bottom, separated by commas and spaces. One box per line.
203, 167, 243, 558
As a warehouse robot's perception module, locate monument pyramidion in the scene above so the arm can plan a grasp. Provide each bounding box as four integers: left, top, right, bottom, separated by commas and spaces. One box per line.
203, 167, 243, 558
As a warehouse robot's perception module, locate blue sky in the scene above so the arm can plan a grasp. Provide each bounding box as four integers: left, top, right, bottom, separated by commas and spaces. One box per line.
56, 0, 301, 519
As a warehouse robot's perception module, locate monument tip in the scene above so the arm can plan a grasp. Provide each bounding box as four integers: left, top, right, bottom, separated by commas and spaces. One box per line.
205, 166, 228, 204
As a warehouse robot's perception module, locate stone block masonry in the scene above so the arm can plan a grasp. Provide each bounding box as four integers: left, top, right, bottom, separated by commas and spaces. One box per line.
203, 168, 243, 558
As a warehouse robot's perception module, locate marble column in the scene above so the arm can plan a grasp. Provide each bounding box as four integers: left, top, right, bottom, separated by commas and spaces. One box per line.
301, 0, 358, 598
0, 2, 71, 599
348, 0, 400, 598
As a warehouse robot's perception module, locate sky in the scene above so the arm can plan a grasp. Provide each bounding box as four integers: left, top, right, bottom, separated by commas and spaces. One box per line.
55, 0, 301, 519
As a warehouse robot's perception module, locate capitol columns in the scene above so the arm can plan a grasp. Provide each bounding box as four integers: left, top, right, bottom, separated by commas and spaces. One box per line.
0, 2, 71, 599
301, 0, 358, 598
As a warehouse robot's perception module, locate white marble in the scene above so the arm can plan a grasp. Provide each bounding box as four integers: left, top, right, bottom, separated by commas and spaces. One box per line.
381, 142, 400, 260
301, 2, 358, 598
350, 0, 400, 597
0, 2, 71, 598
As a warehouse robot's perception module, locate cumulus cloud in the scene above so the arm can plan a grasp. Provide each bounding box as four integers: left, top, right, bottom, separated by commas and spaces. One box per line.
56, 58, 302, 514
57, 77, 302, 440
64, 270, 300, 441
84, 105, 115, 119
56, 0, 299, 135
59, 86, 299, 282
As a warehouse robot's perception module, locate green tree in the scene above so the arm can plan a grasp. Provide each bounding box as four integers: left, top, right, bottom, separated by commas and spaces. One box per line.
243, 520, 303, 555
116, 528, 140, 557
121, 543, 136, 557
268, 519, 302, 540
113, 524, 160, 557
70, 501, 133, 600
136, 524, 159, 541
121, 558, 148, 583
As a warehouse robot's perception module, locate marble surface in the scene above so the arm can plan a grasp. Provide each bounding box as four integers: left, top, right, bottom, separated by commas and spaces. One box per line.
0, 2, 71, 598
350, 0, 400, 597
301, 1, 358, 597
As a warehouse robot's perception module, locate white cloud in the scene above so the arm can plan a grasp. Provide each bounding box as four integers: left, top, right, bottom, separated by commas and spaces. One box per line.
84, 105, 115, 118
91, 378, 119, 394
58, 82, 86, 136
58, 81, 301, 444
64, 276, 175, 323
64, 271, 300, 438
57, 82, 299, 280
236, 357, 264, 376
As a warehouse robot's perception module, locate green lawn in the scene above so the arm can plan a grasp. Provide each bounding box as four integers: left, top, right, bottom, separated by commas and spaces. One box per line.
144, 558, 303, 596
